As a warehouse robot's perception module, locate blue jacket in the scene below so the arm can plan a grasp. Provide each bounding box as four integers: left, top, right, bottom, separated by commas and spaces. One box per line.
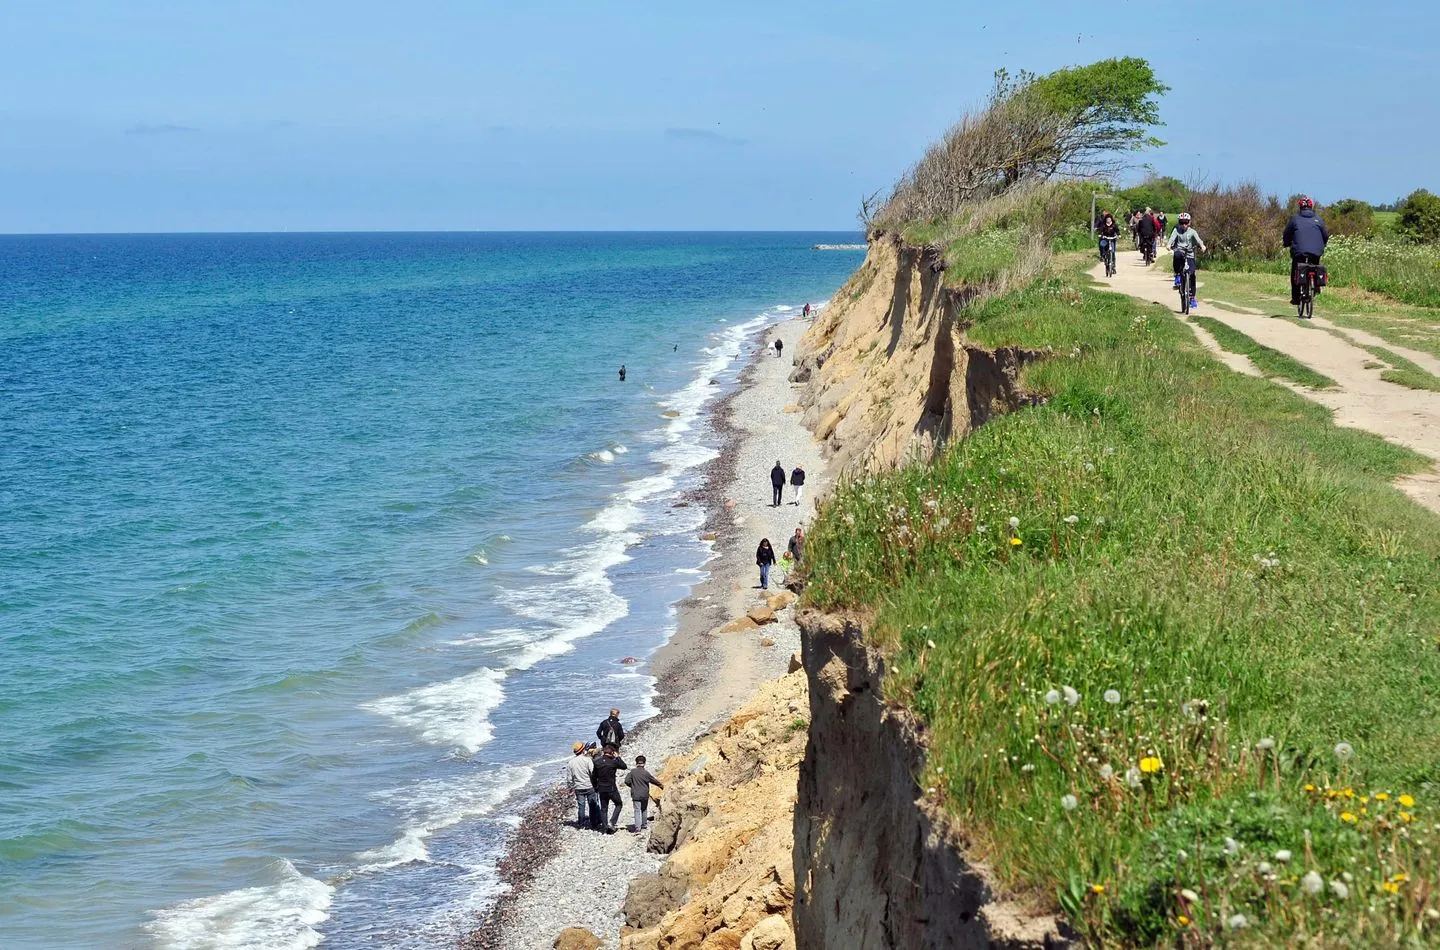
1283, 209, 1329, 258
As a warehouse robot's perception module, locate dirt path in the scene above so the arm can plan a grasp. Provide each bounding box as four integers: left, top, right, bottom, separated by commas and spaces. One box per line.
1090, 252, 1440, 513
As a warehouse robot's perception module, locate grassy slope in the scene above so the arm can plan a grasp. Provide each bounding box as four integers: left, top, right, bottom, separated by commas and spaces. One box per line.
803, 264, 1440, 946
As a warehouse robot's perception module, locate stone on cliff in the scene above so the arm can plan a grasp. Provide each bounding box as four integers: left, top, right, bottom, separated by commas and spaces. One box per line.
553, 927, 601, 950
745, 605, 776, 625
623, 865, 691, 928
765, 591, 795, 611
788, 652, 803, 674
647, 797, 710, 854
759, 637, 775, 647
740, 916, 794, 950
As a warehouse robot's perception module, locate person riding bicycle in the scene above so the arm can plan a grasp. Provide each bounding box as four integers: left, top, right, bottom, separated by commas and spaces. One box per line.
1136, 206, 1159, 262
1098, 212, 1119, 272
1168, 213, 1207, 311
1282, 196, 1329, 306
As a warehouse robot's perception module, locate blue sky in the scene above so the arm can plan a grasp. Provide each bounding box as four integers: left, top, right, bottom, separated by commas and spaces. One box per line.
1, 0, 1432, 232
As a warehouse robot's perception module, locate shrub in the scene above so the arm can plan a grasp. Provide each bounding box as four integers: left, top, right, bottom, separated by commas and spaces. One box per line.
1323, 198, 1376, 238
1397, 188, 1440, 243
1117, 175, 1189, 216
1186, 182, 1287, 261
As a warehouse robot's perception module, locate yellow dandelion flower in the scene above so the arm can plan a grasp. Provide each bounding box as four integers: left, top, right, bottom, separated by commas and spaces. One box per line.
1390, 873, 1409, 883
1360, 796, 1370, 805
1383, 882, 1400, 895
1304, 784, 1316, 792
1177, 915, 1190, 926
1009, 537, 1022, 547
1375, 792, 1389, 801
1400, 811, 1415, 823
1140, 756, 1163, 774
1340, 811, 1358, 824
1399, 794, 1416, 807
1090, 884, 1104, 895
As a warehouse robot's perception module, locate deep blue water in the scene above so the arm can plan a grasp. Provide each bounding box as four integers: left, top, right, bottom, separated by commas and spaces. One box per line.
0, 232, 862, 949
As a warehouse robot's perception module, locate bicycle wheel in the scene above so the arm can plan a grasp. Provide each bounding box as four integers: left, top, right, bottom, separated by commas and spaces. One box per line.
1180, 284, 1190, 315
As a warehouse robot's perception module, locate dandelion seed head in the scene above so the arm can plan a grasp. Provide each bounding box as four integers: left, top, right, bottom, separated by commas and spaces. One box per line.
1060, 794, 1078, 811
1103, 689, 1121, 705
1223, 837, 1240, 856
1274, 849, 1292, 863
1180, 888, 1200, 903
1330, 880, 1350, 900
1043, 690, 1061, 706
1063, 514, 1080, 525
1227, 914, 1248, 930
1256, 737, 1276, 751
1062, 685, 1080, 706
1125, 766, 1142, 788
1098, 764, 1114, 780
1007, 516, 1020, 529
1257, 861, 1273, 875
1301, 871, 1324, 895
1335, 742, 1354, 761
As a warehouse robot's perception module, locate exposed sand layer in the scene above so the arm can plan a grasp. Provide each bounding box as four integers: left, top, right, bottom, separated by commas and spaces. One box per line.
476, 314, 830, 950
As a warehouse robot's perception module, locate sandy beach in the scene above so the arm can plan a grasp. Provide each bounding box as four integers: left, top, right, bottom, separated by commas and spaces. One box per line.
468, 313, 830, 949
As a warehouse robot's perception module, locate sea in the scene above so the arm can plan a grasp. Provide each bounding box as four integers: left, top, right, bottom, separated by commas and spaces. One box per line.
0, 232, 863, 949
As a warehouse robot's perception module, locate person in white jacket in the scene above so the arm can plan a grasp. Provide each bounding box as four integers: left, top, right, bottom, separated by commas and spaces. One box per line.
566, 742, 597, 829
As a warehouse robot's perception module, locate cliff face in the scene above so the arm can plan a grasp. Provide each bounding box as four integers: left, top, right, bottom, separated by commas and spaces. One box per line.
794, 611, 1067, 950
792, 233, 1041, 475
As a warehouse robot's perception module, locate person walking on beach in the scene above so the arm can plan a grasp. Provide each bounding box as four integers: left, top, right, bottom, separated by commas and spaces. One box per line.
566, 742, 599, 829
788, 526, 805, 564
773, 337, 784, 358
770, 461, 786, 507
789, 464, 806, 505
618, 365, 626, 382
803, 302, 811, 318
596, 708, 625, 749
623, 754, 664, 832
592, 745, 628, 833
756, 538, 776, 590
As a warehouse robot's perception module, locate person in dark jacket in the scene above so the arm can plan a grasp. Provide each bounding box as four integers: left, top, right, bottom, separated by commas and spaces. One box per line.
618, 365, 626, 382
623, 754, 664, 832
756, 538, 776, 589
773, 337, 784, 358
1097, 212, 1120, 273
596, 709, 625, 749
1283, 196, 1330, 306
787, 526, 805, 563
591, 746, 628, 833
1136, 207, 1159, 260
789, 464, 806, 505
770, 461, 786, 507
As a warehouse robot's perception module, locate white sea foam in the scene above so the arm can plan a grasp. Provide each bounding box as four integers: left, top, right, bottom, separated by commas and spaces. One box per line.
363, 667, 506, 753
146, 860, 333, 950
353, 765, 534, 873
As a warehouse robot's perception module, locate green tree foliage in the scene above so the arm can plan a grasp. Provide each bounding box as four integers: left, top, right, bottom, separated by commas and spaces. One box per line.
1323, 198, 1376, 238
1117, 175, 1189, 214
1397, 188, 1440, 243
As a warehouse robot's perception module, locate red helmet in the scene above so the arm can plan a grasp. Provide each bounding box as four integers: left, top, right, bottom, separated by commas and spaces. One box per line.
1298, 196, 1315, 210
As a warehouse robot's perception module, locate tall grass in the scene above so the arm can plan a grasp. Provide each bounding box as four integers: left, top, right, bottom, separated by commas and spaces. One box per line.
803, 274, 1440, 945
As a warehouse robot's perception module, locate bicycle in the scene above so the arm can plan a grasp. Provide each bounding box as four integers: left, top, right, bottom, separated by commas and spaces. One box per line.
1099, 236, 1117, 277
1294, 257, 1322, 320
1140, 235, 1156, 266
1175, 250, 1198, 315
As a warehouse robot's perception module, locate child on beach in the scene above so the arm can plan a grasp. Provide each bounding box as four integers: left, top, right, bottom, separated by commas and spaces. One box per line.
623, 755, 664, 832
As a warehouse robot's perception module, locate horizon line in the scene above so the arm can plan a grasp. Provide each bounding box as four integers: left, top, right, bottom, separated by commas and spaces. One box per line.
0, 227, 867, 238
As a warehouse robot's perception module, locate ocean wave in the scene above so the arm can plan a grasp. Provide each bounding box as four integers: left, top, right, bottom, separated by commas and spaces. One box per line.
145, 860, 333, 950
362, 667, 506, 754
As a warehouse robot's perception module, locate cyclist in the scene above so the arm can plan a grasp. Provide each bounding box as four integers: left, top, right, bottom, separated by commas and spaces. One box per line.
1282, 196, 1329, 307
1098, 211, 1120, 274
1168, 212, 1207, 311
1136, 206, 1159, 263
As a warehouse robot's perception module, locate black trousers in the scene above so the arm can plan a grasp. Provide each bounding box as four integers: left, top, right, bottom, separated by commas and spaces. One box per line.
772, 485, 783, 506
596, 785, 623, 828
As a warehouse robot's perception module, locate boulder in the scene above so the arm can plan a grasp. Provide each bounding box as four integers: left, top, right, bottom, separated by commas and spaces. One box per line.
745, 605, 776, 626
700, 532, 718, 541
623, 865, 691, 928
719, 617, 759, 635
648, 797, 710, 854
787, 652, 803, 674
620, 656, 640, 665
765, 591, 796, 611
554, 927, 601, 950
740, 916, 794, 950
662, 410, 680, 418
759, 637, 776, 647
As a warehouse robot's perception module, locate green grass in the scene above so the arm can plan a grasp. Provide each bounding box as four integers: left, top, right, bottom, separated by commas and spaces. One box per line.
1363, 345, 1440, 392
1375, 210, 1400, 234
803, 273, 1440, 946
1190, 316, 1338, 389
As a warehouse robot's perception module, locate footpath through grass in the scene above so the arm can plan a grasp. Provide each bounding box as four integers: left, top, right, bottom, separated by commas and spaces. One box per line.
803, 272, 1440, 946
1190, 315, 1337, 389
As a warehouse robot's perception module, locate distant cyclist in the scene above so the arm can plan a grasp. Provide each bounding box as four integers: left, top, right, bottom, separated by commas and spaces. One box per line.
1282, 196, 1329, 307
1135, 206, 1159, 262
1168, 212, 1207, 312
1098, 212, 1120, 275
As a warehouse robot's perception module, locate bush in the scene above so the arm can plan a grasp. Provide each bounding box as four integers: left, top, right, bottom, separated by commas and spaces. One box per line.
1323, 198, 1376, 238
1117, 175, 1189, 216
1186, 182, 1287, 261
1397, 189, 1440, 243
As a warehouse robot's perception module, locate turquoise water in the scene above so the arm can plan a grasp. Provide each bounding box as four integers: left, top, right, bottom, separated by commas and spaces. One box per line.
0, 233, 862, 949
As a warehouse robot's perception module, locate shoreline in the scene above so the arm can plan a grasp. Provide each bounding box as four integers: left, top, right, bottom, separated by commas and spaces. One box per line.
464, 312, 829, 949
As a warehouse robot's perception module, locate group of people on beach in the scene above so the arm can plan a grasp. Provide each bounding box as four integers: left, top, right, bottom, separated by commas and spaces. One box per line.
565, 708, 665, 835
755, 526, 803, 590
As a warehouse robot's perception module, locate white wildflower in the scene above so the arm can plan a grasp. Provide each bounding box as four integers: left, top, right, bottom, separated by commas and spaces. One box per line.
1256, 737, 1276, 751
1007, 516, 1020, 529
926, 639, 937, 649
1021, 763, 1035, 774
1084, 462, 1095, 473
1062, 685, 1080, 706
1180, 888, 1200, 903
1176, 850, 1188, 862
1098, 764, 1114, 780
1257, 861, 1273, 875
1064, 514, 1080, 525
1334, 742, 1354, 761
1043, 690, 1061, 706
1104, 446, 1115, 455
1103, 689, 1121, 705
1301, 871, 1324, 895
1274, 850, 1292, 863
1224, 837, 1240, 856
1227, 913, 1248, 930
1125, 766, 1142, 789
1060, 794, 1078, 811
1330, 879, 1350, 900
